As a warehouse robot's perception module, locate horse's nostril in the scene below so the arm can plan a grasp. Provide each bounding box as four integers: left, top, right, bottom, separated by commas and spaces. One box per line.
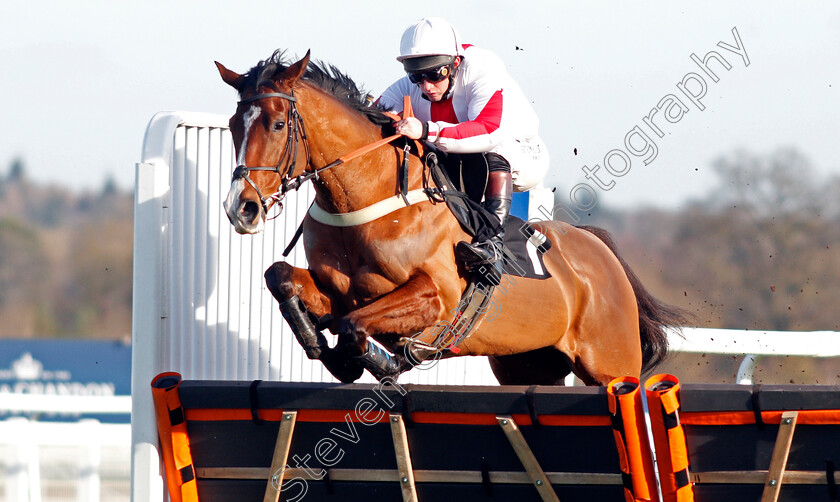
240, 200, 261, 224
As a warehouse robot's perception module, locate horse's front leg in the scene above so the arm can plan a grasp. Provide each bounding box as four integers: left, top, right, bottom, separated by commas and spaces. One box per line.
264, 261, 363, 383
338, 270, 443, 379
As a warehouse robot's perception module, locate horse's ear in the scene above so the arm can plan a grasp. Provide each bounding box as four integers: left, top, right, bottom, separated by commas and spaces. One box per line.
215, 61, 245, 90
276, 50, 311, 86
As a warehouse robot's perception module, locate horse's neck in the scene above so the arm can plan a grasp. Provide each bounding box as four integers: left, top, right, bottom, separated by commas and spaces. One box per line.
299, 87, 406, 213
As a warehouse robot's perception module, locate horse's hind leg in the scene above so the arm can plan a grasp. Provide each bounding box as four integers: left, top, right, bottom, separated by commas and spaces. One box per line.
567, 321, 643, 386
488, 347, 574, 385
265, 261, 364, 383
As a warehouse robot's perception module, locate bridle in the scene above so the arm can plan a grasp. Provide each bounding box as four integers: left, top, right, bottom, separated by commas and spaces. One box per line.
231, 90, 311, 216
232, 90, 413, 217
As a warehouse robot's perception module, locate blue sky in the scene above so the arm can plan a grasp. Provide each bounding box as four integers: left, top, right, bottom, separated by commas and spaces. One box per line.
2, 1, 838, 208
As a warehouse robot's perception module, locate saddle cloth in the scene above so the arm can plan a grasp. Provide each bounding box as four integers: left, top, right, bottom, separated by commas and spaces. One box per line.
501, 215, 552, 280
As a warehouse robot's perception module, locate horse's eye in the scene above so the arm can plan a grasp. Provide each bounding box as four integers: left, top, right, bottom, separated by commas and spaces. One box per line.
273, 120, 286, 131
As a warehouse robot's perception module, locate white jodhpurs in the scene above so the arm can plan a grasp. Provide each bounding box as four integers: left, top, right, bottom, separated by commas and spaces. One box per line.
493, 135, 550, 192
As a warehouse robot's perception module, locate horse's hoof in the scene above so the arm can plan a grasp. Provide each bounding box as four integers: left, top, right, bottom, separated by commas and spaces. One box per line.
321, 350, 364, 383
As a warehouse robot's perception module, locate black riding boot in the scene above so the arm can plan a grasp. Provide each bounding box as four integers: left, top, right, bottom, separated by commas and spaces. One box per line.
455, 170, 512, 283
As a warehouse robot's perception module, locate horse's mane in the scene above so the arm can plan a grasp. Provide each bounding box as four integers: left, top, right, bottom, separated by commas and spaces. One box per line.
241, 50, 393, 127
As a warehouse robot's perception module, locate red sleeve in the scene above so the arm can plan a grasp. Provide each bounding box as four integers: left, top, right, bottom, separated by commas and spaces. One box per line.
438, 90, 503, 140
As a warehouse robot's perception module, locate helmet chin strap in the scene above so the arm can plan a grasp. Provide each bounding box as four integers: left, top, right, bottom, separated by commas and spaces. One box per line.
441, 56, 461, 101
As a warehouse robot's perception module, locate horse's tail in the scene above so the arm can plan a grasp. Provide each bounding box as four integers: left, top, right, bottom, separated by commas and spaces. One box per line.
577, 225, 690, 373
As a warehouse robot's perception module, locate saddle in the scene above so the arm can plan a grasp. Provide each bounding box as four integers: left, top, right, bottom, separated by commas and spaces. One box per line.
423, 151, 501, 243
423, 151, 552, 279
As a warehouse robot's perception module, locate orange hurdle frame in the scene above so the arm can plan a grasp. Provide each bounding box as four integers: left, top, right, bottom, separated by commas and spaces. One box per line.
151, 372, 200, 502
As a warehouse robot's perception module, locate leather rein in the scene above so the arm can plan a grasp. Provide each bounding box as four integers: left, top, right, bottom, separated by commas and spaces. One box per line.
232, 90, 412, 215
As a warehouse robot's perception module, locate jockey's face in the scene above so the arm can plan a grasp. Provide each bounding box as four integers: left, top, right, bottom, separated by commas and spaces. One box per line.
408, 58, 460, 102
419, 77, 450, 102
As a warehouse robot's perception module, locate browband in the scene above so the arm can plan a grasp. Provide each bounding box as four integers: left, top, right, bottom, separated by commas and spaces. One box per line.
238, 92, 296, 105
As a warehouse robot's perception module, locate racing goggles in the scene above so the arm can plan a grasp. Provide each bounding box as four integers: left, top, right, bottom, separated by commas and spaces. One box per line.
407, 64, 452, 84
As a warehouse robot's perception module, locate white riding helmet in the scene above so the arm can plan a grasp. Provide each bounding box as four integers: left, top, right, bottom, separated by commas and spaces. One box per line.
397, 17, 463, 72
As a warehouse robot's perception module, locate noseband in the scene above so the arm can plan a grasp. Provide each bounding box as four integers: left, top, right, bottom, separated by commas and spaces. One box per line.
232, 91, 311, 215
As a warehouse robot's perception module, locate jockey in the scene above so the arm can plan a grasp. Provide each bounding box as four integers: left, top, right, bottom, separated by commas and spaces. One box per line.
378, 17, 550, 276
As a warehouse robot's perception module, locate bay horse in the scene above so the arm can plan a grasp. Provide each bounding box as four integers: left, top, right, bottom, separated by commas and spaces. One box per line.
215, 50, 685, 385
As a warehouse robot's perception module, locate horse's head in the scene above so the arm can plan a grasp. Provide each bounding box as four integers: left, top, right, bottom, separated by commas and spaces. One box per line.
215, 51, 311, 234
